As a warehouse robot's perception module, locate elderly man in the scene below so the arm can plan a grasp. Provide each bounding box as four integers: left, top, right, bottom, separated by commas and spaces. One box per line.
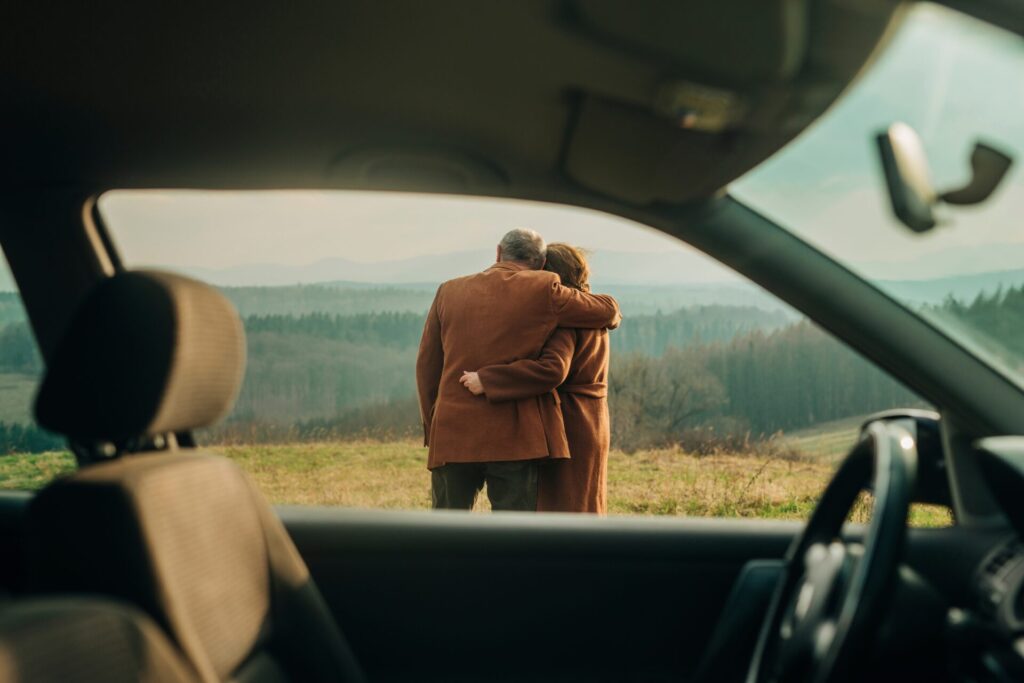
416, 228, 621, 511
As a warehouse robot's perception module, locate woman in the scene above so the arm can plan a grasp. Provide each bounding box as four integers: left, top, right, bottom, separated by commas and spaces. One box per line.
459, 243, 611, 513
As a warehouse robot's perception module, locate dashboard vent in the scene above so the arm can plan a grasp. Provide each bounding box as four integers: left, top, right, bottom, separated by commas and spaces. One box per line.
977, 539, 1024, 618
983, 541, 1024, 580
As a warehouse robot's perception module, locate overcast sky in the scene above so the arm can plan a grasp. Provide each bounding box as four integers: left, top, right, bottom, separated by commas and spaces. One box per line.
102, 190, 696, 265
100, 190, 744, 284
100, 4, 1023, 286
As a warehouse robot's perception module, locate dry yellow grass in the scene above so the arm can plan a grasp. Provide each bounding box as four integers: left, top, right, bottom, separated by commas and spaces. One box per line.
607, 448, 834, 518
219, 440, 431, 508
0, 440, 951, 526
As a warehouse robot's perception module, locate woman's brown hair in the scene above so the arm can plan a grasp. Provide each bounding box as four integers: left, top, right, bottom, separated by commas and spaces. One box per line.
544, 243, 590, 292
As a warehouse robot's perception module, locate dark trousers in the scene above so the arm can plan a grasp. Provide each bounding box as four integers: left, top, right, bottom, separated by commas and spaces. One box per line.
431, 460, 539, 511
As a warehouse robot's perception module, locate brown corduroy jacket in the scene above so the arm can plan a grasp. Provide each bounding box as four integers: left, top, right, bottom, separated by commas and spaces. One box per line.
416, 262, 620, 469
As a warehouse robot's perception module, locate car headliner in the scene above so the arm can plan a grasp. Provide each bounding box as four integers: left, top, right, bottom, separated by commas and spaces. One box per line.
3, 0, 904, 204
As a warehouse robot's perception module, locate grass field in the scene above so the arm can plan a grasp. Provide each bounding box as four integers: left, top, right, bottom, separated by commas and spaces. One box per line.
0, 373, 37, 425
775, 416, 865, 461
0, 439, 952, 526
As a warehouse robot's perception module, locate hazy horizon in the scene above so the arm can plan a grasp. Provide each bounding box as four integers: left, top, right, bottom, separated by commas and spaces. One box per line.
3, 236, 1024, 295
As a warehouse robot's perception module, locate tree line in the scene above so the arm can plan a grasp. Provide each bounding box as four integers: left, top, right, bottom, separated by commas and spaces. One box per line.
223, 284, 436, 317
242, 304, 789, 357
930, 286, 1024, 367
609, 321, 920, 449
218, 306, 930, 449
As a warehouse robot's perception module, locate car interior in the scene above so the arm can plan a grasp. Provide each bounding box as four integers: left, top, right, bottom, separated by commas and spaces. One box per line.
1, 1, 1024, 682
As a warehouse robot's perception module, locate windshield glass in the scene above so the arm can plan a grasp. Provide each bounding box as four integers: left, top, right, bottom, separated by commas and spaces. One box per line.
732, 3, 1024, 387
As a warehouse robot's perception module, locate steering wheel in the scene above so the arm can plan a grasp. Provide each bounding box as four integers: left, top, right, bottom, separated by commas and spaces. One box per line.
746, 420, 918, 683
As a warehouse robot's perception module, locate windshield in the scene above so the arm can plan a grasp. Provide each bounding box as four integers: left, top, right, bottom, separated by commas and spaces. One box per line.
732, 3, 1024, 387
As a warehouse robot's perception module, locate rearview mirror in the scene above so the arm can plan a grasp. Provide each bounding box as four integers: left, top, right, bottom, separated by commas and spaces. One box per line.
876, 123, 938, 232
876, 122, 1013, 234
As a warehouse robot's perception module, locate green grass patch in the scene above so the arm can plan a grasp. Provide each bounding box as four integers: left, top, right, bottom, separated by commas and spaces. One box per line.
0, 374, 38, 424
0, 451, 75, 489
775, 416, 866, 461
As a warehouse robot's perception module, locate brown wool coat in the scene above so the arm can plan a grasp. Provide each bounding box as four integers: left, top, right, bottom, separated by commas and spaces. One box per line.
477, 327, 610, 513
416, 262, 620, 469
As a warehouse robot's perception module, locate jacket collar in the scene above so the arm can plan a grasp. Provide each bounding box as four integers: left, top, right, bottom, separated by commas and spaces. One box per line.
487, 261, 532, 273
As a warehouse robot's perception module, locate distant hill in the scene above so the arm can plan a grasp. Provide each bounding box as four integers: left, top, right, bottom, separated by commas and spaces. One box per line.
3, 259, 1020, 322
183, 251, 491, 288
879, 268, 1024, 305
0, 280, 793, 324
223, 284, 437, 317
217, 281, 796, 319
215, 264, 1024, 316
601, 284, 794, 316
148, 248, 742, 288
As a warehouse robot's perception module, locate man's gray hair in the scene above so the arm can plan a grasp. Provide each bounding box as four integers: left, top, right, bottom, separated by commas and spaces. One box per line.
499, 228, 546, 269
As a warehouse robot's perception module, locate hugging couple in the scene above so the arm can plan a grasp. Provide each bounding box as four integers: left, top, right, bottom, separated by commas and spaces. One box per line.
416, 228, 620, 513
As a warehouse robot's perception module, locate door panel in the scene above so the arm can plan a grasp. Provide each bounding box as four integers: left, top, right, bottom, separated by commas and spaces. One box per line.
0, 491, 30, 595
280, 508, 796, 683
279, 508, 1000, 683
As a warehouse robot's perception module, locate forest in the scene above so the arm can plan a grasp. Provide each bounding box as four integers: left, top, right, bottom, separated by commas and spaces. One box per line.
0, 283, 1020, 454
217, 312, 920, 449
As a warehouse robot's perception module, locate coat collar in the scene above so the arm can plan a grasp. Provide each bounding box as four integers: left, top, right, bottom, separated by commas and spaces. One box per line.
486, 261, 532, 273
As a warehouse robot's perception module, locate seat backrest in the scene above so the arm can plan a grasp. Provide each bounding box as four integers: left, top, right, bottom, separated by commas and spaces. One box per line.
24, 270, 365, 683
26, 453, 365, 683
0, 597, 198, 683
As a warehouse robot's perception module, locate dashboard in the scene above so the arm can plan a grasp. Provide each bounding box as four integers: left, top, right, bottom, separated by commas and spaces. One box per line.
957, 437, 1024, 681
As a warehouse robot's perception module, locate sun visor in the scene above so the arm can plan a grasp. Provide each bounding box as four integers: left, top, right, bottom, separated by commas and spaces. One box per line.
569, 0, 809, 84
564, 96, 748, 205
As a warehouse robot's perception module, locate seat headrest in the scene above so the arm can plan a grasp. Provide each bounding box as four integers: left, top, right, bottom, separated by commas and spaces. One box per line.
35, 270, 246, 442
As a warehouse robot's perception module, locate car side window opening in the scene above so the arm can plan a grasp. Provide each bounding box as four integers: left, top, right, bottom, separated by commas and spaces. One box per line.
0, 190, 949, 526
0, 259, 69, 488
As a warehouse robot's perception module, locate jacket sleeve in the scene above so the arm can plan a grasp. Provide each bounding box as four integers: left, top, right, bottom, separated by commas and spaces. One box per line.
549, 282, 622, 330
415, 289, 444, 446
476, 328, 576, 404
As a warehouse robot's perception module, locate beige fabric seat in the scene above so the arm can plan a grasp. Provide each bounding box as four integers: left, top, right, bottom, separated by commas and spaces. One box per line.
0, 597, 197, 683
24, 271, 366, 683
